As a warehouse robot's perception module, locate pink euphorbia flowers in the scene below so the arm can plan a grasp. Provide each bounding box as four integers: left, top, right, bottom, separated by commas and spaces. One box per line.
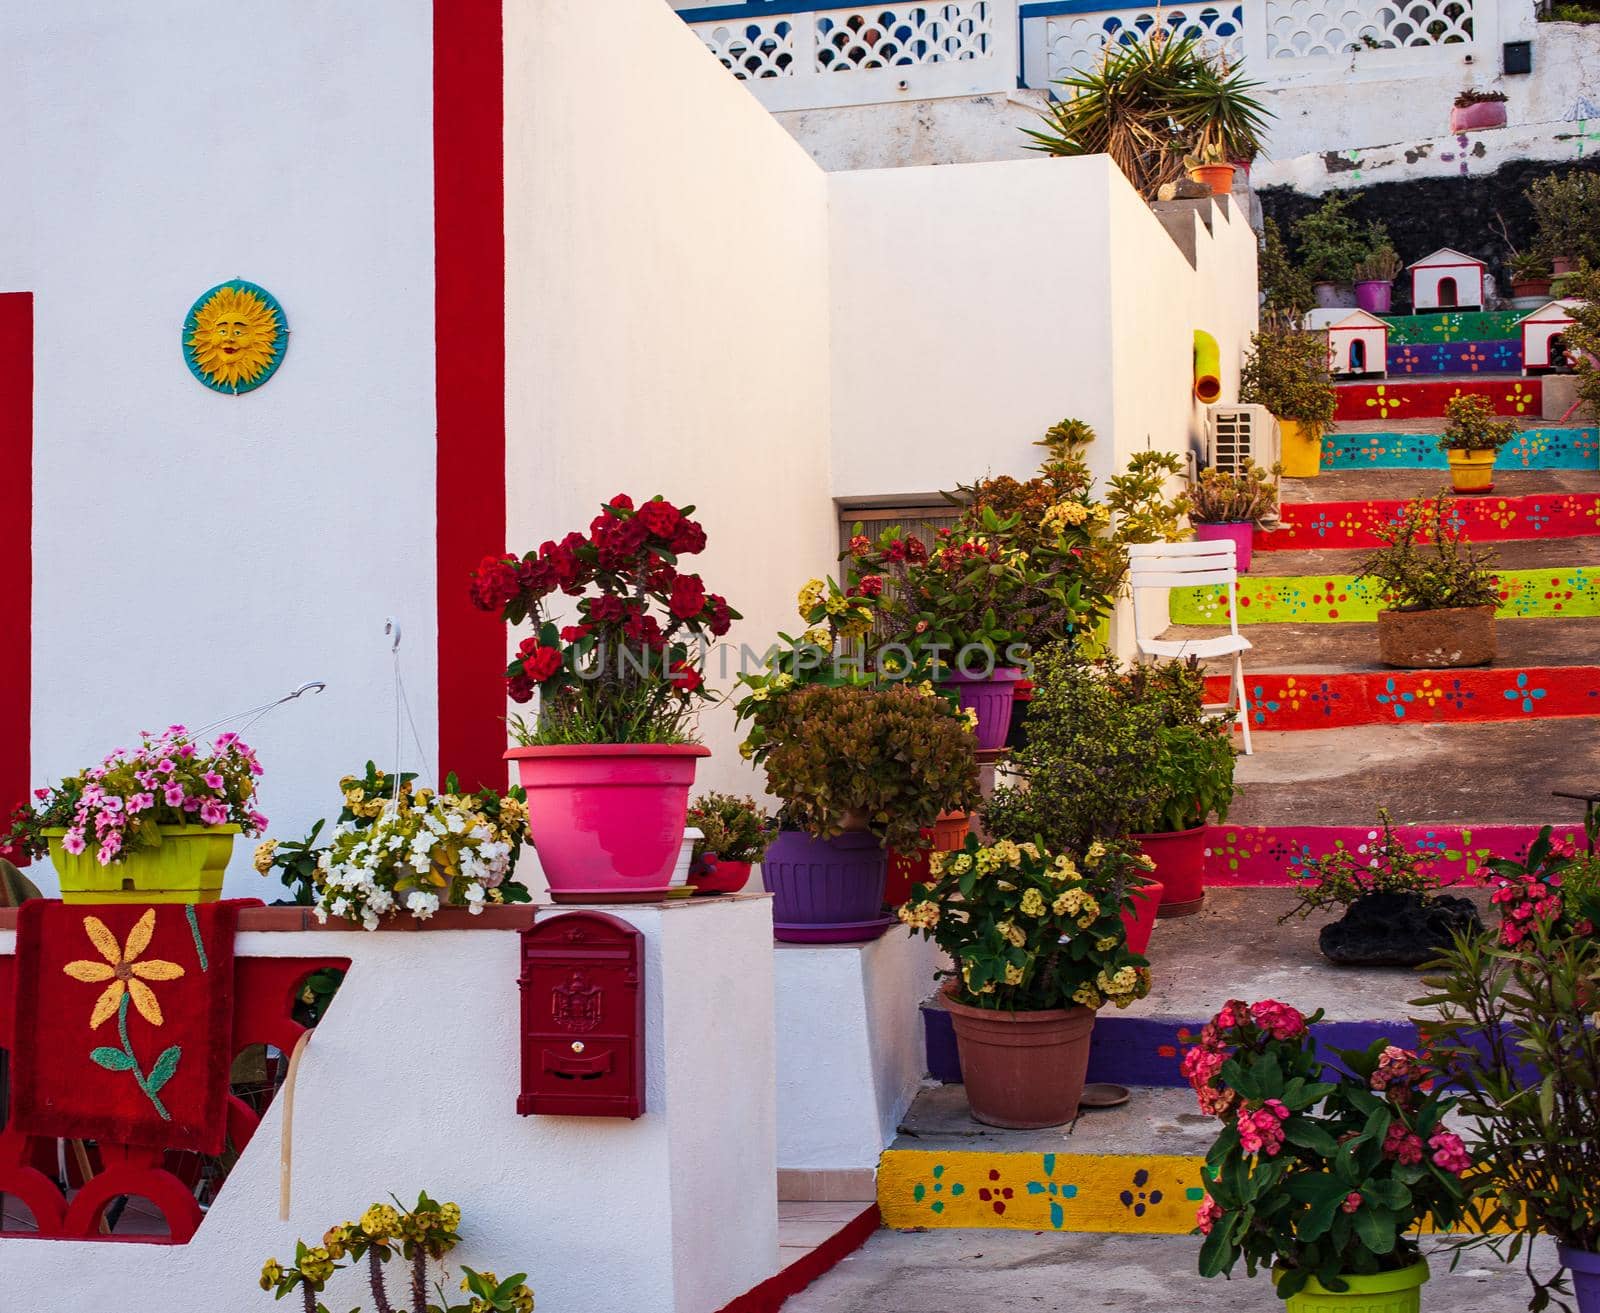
2, 727, 267, 866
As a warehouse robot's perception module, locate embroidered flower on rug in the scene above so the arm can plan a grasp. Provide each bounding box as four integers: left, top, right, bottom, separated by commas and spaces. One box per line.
63, 909, 185, 1029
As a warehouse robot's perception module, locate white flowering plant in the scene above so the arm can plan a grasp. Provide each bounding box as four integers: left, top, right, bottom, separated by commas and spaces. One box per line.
899, 833, 1153, 1012
297, 775, 530, 929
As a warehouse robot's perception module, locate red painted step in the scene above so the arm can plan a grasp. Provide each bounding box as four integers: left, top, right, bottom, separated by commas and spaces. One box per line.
1333, 376, 1541, 422
1202, 666, 1600, 731
1260, 492, 1600, 552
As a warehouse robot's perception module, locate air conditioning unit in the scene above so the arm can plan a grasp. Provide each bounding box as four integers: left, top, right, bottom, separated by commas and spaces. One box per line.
1206, 404, 1279, 475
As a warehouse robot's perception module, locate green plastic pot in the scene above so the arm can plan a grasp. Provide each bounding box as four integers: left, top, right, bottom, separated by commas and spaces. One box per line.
45, 824, 239, 904
1275, 1260, 1429, 1313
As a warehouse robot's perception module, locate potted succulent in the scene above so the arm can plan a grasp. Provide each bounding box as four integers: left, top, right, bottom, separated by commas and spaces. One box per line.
1280, 810, 1481, 966
1352, 231, 1402, 314
2, 726, 268, 904
900, 832, 1152, 1127
1507, 249, 1554, 299
1437, 394, 1516, 493
1293, 193, 1368, 307
1240, 328, 1338, 478
1187, 1000, 1473, 1311
1450, 87, 1509, 132
469, 494, 738, 903
1415, 921, 1600, 1312
981, 648, 1236, 915
1357, 493, 1500, 669
685, 792, 773, 896
739, 681, 979, 943
1188, 460, 1280, 572
1185, 141, 1237, 196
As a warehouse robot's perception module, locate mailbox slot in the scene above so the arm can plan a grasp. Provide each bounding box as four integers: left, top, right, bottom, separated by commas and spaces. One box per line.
518, 910, 645, 1118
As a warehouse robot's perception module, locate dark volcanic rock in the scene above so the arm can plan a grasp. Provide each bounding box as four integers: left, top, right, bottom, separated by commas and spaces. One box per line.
1318, 892, 1484, 967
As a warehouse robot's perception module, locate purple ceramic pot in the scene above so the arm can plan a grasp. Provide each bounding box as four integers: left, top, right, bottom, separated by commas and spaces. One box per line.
1354, 280, 1393, 314
939, 666, 1024, 751
762, 830, 890, 943
1193, 521, 1253, 573
1560, 1245, 1600, 1313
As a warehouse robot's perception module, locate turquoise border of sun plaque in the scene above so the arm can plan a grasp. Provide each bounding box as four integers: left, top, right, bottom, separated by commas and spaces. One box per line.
180, 279, 289, 396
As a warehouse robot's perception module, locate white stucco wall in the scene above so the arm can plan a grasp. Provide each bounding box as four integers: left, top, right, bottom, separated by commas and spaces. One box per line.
502, 0, 838, 799
0, 899, 778, 1313
2, 2, 438, 899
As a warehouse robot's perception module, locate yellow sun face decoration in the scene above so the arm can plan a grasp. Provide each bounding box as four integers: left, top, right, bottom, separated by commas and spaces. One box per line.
182, 280, 287, 394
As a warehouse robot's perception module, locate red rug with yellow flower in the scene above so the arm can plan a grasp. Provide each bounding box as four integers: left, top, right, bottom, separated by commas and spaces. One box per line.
10, 900, 242, 1154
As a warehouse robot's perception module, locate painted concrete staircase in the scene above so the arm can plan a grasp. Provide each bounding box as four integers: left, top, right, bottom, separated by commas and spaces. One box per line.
880, 408, 1600, 1235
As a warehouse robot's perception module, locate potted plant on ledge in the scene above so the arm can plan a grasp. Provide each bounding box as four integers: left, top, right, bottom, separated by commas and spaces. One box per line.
900, 833, 1152, 1128
1450, 88, 1508, 133
469, 493, 738, 903
1438, 394, 1516, 493
1507, 250, 1554, 300
1240, 328, 1338, 478
1358, 493, 1500, 669
1187, 1000, 1472, 1311
1293, 192, 1368, 308
1189, 460, 1280, 572
686, 792, 773, 896
1353, 234, 1402, 315
4, 726, 268, 904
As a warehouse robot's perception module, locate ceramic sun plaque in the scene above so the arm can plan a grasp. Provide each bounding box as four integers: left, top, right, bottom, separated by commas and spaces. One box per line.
181, 279, 288, 394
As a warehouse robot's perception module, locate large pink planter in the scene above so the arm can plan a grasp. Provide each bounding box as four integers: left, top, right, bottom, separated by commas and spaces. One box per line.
1450, 100, 1507, 133
506, 743, 709, 903
1354, 280, 1393, 314
1193, 520, 1253, 572
939, 666, 1024, 751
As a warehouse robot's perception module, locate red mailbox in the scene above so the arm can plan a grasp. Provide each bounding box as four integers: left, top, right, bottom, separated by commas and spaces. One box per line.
518, 911, 645, 1118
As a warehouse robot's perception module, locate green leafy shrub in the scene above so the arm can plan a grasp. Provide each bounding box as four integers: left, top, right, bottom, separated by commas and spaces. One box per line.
1356, 493, 1499, 611
686, 792, 774, 863
1261, 218, 1315, 327
981, 648, 1235, 849
1528, 170, 1600, 266
1240, 329, 1338, 437
1438, 394, 1516, 453
1292, 192, 1369, 284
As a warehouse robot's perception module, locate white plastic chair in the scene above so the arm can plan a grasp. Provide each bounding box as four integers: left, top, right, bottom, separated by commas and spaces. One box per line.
1126, 539, 1253, 755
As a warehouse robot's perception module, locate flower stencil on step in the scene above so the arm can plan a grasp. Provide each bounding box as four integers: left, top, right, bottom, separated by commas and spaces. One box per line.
1025, 1155, 1079, 1229
911, 1164, 964, 1215
1248, 686, 1280, 726
64, 909, 185, 1029
1363, 386, 1407, 419
1503, 672, 1547, 713
978, 1167, 1014, 1216
1376, 678, 1414, 719
1504, 383, 1534, 414
1118, 1168, 1165, 1218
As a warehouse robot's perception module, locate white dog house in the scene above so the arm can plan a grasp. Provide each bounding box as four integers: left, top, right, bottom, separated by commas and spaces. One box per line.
1409, 248, 1486, 311
1326, 309, 1389, 377
1520, 299, 1580, 372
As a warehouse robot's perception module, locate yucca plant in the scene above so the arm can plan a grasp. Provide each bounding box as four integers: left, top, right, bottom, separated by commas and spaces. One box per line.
1024, 34, 1270, 198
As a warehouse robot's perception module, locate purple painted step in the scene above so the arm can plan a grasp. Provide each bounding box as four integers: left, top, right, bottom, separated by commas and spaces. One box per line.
1387, 339, 1523, 375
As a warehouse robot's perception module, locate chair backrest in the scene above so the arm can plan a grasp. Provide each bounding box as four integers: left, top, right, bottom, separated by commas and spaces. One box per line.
1126, 539, 1241, 644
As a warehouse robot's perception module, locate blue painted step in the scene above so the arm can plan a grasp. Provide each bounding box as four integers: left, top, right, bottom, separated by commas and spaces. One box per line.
1387, 339, 1522, 375
1323, 427, 1598, 471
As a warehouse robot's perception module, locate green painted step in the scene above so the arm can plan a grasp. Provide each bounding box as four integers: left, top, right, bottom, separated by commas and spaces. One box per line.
1170, 567, 1600, 624
1380, 310, 1525, 344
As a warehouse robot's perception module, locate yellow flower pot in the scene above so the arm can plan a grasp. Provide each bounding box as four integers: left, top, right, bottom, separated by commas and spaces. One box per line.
1279, 419, 1323, 478
45, 825, 238, 904
1445, 447, 1496, 493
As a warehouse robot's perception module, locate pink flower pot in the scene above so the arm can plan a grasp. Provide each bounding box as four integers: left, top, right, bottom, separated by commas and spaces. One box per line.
506, 743, 709, 902
1193, 520, 1253, 572
1450, 100, 1507, 133
1354, 280, 1393, 314
939, 666, 1024, 751
1129, 826, 1208, 916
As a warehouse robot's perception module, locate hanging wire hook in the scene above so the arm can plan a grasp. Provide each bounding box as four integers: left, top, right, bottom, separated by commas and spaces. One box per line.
189, 679, 329, 741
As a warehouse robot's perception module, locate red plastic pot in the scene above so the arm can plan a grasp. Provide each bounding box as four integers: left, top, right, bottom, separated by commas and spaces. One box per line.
1120, 878, 1163, 956
506, 743, 708, 903
1128, 825, 1207, 916
1193, 520, 1253, 572
1450, 99, 1507, 133
690, 857, 751, 896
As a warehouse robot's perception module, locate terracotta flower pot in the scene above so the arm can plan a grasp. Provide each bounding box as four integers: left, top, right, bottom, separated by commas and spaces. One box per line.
1451, 99, 1507, 132
506, 743, 708, 903
942, 982, 1096, 1128
1513, 277, 1553, 298
1276, 1259, 1429, 1313
1193, 520, 1253, 572
1128, 825, 1208, 916
1377, 604, 1496, 669
1446, 446, 1497, 493
1120, 879, 1163, 956
886, 812, 970, 907
1554, 255, 1578, 275
1188, 163, 1236, 195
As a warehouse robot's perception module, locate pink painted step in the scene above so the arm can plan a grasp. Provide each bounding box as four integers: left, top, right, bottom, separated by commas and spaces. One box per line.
1259, 493, 1600, 552
1333, 376, 1542, 422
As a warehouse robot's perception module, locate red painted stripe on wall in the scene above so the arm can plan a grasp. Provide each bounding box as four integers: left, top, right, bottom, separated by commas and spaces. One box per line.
0, 293, 32, 860
1260, 493, 1600, 553
433, 1, 506, 791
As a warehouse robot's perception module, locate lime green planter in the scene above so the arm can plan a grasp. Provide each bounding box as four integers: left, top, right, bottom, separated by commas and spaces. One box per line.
1275, 1260, 1429, 1313
45, 825, 239, 904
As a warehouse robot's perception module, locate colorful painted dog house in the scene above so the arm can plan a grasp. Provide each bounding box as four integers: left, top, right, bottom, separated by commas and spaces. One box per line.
1409, 248, 1486, 312
1520, 299, 1580, 373
1325, 309, 1389, 377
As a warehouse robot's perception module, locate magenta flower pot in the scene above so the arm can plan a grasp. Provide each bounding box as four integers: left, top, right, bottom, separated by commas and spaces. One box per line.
762, 830, 890, 943
1450, 100, 1507, 133
506, 743, 708, 903
938, 666, 1024, 751
1193, 521, 1253, 572
1560, 1245, 1600, 1313
1355, 280, 1393, 314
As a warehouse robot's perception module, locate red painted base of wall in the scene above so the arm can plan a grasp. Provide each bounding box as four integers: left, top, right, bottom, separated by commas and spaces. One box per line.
717, 1206, 880, 1313
1332, 377, 1541, 422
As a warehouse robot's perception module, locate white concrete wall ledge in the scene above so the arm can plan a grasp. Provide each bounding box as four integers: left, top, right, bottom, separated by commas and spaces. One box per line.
0, 900, 778, 1313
